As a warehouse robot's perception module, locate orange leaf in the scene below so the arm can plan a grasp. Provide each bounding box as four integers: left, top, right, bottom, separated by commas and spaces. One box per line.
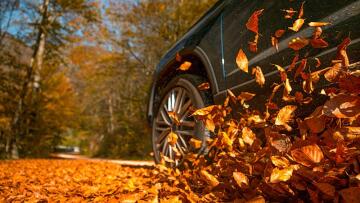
298, 1, 305, 19
294, 59, 307, 80
282, 8, 297, 19
175, 53, 182, 62
289, 54, 299, 71
189, 138, 202, 149
289, 18, 305, 32
168, 111, 180, 125
275, 29, 286, 38
271, 156, 290, 168
233, 172, 249, 187
246, 9, 264, 34
324, 63, 342, 82
314, 57, 321, 68
289, 37, 309, 50
301, 144, 324, 163
308, 22, 331, 27
304, 106, 326, 133
198, 82, 210, 90
323, 94, 360, 118
200, 170, 219, 187
252, 66, 265, 87
205, 118, 215, 132
167, 131, 178, 146
242, 127, 256, 146
275, 105, 297, 131
310, 38, 329, 48
315, 183, 335, 197
179, 61, 192, 71
271, 36, 279, 51
270, 167, 294, 183
192, 105, 220, 116
236, 49, 249, 73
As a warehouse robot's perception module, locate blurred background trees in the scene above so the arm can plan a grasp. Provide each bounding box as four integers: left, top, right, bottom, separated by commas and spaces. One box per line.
0, 0, 217, 159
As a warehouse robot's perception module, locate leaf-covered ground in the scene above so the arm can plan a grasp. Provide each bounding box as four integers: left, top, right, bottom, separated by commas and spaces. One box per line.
0, 160, 160, 202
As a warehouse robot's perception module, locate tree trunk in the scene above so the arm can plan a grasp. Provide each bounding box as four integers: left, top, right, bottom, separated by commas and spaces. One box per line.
8, 0, 49, 157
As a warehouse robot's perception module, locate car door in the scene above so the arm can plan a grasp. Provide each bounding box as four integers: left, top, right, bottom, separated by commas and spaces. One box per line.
221, 0, 360, 113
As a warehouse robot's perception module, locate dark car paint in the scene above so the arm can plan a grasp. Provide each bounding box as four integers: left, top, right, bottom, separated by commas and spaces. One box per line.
148, 0, 360, 122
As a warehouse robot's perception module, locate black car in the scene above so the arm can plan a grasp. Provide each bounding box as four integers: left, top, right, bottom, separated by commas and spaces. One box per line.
147, 0, 360, 165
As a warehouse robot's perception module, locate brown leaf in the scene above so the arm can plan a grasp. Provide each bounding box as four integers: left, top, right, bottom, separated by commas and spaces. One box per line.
282, 8, 297, 19
275, 29, 286, 38
192, 105, 220, 116
289, 18, 305, 32
289, 37, 309, 50
271, 36, 279, 51
168, 111, 180, 125
175, 53, 182, 62
237, 92, 256, 103
294, 59, 307, 80
198, 82, 210, 90
337, 37, 351, 67
205, 118, 215, 132
298, 1, 305, 19
289, 54, 299, 71
200, 170, 219, 188
310, 38, 329, 48
301, 144, 324, 163
236, 49, 249, 73
304, 106, 326, 133
249, 34, 259, 53
323, 95, 360, 118
167, 131, 178, 146
271, 156, 290, 168
189, 138, 202, 149
314, 57, 321, 68
315, 183, 335, 197
270, 167, 294, 183
275, 105, 297, 131
252, 66, 265, 87
324, 63, 342, 82
233, 172, 249, 187
242, 127, 256, 146
179, 61, 192, 71
246, 9, 264, 34
308, 22, 331, 27
339, 187, 360, 203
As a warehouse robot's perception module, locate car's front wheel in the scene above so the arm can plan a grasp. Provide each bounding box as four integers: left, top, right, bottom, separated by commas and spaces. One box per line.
152, 74, 212, 167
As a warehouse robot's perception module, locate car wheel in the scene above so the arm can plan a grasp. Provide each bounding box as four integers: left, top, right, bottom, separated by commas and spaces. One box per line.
152, 74, 212, 167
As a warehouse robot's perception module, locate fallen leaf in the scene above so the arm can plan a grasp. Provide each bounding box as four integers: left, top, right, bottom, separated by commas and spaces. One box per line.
324, 63, 342, 82
301, 144, 324, 163
168, 111, 180, 125
298, 1, 305, 18
200, 170, 219, 188
233, 172, 249, 187
242, 127, 256, 146
270, 167, 294, 183
310, 38, 329, 48
179, 61, 192, 71
198, 82, 210, 90
275, 29, 286, 38
282, 8, 297, 19
289, 18, 305, 32
189, 138, 202, 149
339, 187, 360, 203
308, 22, 331, 27
275, 105, 297, 131
304, 106, 326, 133
167, 131, 178, 146
323, 94, 360, 118
175, 53, 182, 62
236, 49, 249, 73
289, 37, 309, 50
252, 66, 265, 87
246, 9, 264, 34
271, 156, 290, 168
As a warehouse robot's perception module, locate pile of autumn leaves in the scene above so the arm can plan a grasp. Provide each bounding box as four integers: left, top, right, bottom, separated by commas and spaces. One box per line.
154, 2, 360, 202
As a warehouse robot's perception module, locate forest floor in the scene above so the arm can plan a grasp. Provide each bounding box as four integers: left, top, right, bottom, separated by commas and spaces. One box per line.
0, 160, 162, 202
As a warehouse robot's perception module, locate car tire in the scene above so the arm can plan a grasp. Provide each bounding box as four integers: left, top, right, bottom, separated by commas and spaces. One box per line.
152, 74, 212, 166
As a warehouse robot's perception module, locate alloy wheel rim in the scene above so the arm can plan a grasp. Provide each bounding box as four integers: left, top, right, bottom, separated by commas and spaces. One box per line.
153, 87, 196, 166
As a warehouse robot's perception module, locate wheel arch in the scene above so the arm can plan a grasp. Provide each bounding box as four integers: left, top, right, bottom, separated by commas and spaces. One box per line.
147, 46, 218, 123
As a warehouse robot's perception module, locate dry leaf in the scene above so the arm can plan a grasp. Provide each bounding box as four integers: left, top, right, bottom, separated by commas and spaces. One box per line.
270, 167, 294, 183
289, 37, 309, 50
275, 29, 286, 38
310, 38, 329, 48
167, 131, 178, 146
301, 144, 324, 163
323, 94, 360, 118
324, 63, 342, 82
242, 127, 256, 146
298, 1, 305, 19
175, 53, 182, 62
236, 49, 249, 73
271, 156, 290, 168
252, 66, 265, 87
200, 170, 219, 188
179, 61, 192, 71
168, 111, 180, 125
289, 18, 305, 32
308, 22, 331, 27
282, 8, 297, 19
189, 138, 202, 149
198, 82, 210, 90
275, 105, 297, 131
246, 9, 264, 34
233, 172, 249, 187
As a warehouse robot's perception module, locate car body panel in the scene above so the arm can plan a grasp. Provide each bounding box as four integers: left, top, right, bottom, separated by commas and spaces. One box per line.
148, 0, 360, 122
